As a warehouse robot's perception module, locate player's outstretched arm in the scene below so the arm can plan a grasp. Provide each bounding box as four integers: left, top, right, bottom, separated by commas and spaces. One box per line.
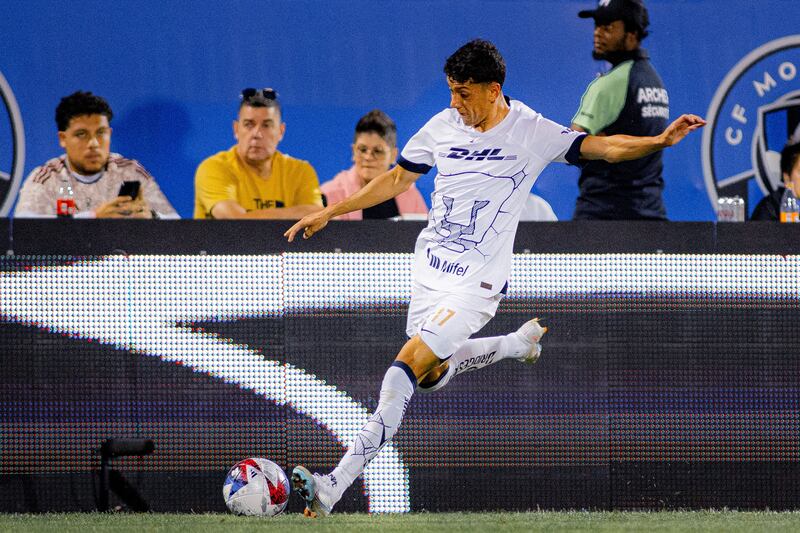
284, 165, 422, 242
579, 114, 706, 163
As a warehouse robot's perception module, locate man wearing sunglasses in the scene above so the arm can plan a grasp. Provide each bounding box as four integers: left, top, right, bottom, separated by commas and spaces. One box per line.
194, 88, 323, 219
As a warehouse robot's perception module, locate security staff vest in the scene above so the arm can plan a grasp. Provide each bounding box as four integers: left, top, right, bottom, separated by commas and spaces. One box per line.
572, 48, 669, 220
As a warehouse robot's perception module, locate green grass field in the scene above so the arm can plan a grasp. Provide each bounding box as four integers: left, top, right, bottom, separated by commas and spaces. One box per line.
2, 511, 800, 533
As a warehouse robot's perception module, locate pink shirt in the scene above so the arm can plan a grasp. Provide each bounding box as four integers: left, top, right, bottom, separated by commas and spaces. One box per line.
320, 166, 428, 220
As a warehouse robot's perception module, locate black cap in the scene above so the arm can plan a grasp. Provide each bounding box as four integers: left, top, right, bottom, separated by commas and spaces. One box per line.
578, 0, 649, 32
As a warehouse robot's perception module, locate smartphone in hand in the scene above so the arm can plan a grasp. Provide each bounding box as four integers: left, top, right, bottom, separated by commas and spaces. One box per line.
118, 181, 141, 199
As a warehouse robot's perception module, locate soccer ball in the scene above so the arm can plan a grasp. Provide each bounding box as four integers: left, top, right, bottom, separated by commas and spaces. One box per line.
223, 458, 290, 516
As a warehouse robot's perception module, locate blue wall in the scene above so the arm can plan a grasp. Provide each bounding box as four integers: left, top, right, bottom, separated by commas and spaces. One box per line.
1, 1, 799, 220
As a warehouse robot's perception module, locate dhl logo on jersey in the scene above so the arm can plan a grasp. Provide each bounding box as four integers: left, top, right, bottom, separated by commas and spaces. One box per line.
439, 147, 517, 161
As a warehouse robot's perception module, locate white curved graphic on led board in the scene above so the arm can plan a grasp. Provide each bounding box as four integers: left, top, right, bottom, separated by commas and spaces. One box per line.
0, 255, 410, 513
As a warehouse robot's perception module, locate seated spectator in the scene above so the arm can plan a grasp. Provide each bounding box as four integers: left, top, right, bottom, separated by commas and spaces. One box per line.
14, 91, 178, 219
321, 109, 428, 220
751, 140, 800, 220
520, 193, 558, 221
194, 88, 322, 219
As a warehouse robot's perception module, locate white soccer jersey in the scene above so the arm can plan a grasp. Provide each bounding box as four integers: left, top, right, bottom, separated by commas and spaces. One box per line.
399, 99, 585, 296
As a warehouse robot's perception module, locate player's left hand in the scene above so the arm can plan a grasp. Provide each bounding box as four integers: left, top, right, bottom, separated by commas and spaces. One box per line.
284, 210, 331, 242
661, 114, 706, 147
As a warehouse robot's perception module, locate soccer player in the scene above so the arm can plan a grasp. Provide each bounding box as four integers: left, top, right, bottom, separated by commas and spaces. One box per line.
284, 39, 704, 517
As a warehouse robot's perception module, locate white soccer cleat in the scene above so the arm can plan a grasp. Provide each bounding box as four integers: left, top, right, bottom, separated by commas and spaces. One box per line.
291, 466, 336, 518
514, 318, 547, 364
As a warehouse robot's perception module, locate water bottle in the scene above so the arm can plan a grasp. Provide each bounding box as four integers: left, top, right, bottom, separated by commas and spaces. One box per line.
779, 187, 799, 223
56, 180, 76, 218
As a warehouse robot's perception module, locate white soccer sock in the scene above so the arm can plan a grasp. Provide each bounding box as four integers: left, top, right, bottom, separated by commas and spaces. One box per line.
330, 362, 416, 502
417, 332, 529, 393
452, 333, 530, 374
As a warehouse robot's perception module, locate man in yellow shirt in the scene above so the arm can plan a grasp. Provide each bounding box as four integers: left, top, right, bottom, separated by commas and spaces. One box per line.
194, 88, 323, 219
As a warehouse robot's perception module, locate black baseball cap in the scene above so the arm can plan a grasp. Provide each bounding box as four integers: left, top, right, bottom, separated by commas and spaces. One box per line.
578, 0, 649, 32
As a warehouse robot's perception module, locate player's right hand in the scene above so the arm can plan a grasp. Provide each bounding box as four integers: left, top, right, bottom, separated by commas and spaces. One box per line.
284, 211, 330, 242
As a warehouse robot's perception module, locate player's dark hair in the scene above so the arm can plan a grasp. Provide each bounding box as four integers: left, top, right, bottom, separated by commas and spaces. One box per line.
353, 109, 397, 148
780, 141, 800, 177
444, 39, 506, 87
55, 91, 113, 132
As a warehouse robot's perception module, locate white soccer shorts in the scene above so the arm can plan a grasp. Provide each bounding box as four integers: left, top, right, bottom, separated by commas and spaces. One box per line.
405, 281, 502, 360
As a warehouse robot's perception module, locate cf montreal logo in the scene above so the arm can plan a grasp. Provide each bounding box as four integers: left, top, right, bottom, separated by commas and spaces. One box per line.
0, 70, 25, 217
702, 36, 800, 212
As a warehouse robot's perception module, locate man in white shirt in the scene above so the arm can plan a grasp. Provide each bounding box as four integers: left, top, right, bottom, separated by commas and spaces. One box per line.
285, 39, 704, 517
14, 91, 178, 219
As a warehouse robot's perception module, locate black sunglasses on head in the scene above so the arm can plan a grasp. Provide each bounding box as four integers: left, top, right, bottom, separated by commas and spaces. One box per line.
240, 88, 278, 101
